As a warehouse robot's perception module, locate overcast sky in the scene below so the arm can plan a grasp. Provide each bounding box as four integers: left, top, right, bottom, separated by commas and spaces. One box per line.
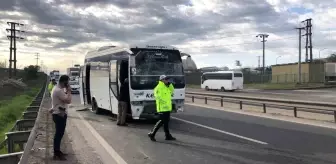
0, 0, 335, 73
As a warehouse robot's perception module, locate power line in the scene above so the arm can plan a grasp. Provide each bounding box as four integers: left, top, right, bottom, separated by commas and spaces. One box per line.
302, 18, 313, 62
296, 27, 305, 84
6, 22, 25, 78
35, 53, 40, 66
179, 36, 297, 49
256, 34, 269, 74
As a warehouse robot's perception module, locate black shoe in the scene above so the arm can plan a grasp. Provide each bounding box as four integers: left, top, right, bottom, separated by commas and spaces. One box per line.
60, 151, 68, 156
53, 154, 67, 161
165, 135, 176, 141
148, 133, 156, 142
120, 123, 128, 126
116, 122, 121, 126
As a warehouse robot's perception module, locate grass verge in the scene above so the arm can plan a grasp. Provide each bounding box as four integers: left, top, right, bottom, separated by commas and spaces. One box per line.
0, 83, 43, 154
187, 84, 200, 89
244, 83, 297, 90
188, 83, 331, 90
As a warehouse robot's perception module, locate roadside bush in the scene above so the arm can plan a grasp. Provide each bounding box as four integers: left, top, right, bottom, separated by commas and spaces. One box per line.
23, 65, 40, 79
0, 78, 27, 89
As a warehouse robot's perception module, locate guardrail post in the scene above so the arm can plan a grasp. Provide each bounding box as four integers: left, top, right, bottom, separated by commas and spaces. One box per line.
239, 101, 242, 110
334, 111, 336, 123
220, 98, 223, 107
205, 97, 207, 104
192, 96, 194, 103
263, 104, 266, 113
294, 107, 297, 117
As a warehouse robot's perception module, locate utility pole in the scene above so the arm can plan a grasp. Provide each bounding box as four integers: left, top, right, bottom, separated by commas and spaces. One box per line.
35, 53, 40, 67
302, 18, 313, 62
257, 56, 260, 69
256, 34, 269, 74
40, 60, 44, 72
296, 27, 305, 84
6, 22, 24, 78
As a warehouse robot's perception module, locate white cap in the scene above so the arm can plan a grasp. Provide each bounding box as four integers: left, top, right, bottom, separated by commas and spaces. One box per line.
159, 75, 167, 80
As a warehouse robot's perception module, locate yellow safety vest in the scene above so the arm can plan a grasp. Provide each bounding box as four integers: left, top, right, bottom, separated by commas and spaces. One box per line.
48, 82, 55, 93
154, 81, 174, 113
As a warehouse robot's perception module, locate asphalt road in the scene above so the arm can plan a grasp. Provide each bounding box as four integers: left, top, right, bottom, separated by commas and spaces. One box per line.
71, 95, 336, 164
187, 88, 336, 103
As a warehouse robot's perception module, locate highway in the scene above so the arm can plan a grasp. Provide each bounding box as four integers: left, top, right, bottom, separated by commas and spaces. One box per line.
187, 88, 336, 103
70, 95, 336, 164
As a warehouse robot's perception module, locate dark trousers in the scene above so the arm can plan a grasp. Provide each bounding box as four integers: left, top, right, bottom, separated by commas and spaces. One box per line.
150, 112, 171, 137
117, 101, 127, 125
53, 114, 67, 155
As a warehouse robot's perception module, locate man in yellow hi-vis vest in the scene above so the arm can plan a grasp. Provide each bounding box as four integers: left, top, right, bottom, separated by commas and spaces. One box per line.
48, 79, 57, 96
148, 75, 176, 141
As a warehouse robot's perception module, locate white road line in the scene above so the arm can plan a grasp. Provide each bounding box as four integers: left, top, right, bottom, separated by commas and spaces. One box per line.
75, 112, 128, 164
172, 116, 268, 145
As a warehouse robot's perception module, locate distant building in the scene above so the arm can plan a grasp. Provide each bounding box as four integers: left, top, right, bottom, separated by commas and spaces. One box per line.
182, 55, 197, 72
271, 62, 324, 83
199, 66, 229, 72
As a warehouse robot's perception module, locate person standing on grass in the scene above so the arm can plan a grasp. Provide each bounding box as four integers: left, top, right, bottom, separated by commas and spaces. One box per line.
148, 75, 176, 141
50, 75, 72, 160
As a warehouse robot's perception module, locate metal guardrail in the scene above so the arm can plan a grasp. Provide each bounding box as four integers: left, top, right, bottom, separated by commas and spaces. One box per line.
0, 152, 23, 164
18, 79, 48, 164
0, 78, 47, 164
186, 91, 336, 122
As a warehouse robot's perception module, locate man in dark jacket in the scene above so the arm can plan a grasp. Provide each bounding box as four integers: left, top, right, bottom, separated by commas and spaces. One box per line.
117, 78, 129, 126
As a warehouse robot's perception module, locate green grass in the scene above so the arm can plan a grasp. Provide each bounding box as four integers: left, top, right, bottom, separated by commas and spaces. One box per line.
187, 84, 200, 89
244, 83, 297, 90
0, 85, 42, 154
188, 83, 330, 90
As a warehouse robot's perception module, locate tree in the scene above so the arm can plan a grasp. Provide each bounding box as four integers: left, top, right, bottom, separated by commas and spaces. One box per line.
23, 65, 40, 79
326, 54, 336, 62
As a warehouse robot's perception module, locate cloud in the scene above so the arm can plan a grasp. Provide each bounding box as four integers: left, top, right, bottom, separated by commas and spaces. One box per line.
0, 0, 336, 72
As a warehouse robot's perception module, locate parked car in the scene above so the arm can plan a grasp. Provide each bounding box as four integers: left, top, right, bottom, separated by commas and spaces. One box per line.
69, 80, 80, 94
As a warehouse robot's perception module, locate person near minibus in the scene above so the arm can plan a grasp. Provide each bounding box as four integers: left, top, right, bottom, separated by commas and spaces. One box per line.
148, 75, 176, 141
50, 75, 72, 160
117, 78, 129, 126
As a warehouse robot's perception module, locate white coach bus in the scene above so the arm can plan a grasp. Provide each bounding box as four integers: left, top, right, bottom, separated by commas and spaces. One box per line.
201, 71, 244, 92
79, 45, 186, 119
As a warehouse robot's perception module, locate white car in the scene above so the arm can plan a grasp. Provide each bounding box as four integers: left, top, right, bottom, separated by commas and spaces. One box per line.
69, 80, 80, 94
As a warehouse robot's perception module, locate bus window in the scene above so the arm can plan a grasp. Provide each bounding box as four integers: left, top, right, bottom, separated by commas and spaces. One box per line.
201, 75, 207, 84
234, 73, 243, 77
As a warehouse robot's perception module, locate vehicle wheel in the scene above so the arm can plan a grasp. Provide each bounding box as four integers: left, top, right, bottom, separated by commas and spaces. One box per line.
220, 87, 225, 92
91, 98, 100, 114
205, 86, 209, 91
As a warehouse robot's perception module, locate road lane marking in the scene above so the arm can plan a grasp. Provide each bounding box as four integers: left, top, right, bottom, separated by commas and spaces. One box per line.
186, 103, 336, 130
75, 111, 128, 164
172, 116, 268, 145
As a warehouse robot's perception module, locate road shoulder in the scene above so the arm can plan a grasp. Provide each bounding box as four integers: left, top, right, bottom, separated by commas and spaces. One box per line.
27, 97, 105, 164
